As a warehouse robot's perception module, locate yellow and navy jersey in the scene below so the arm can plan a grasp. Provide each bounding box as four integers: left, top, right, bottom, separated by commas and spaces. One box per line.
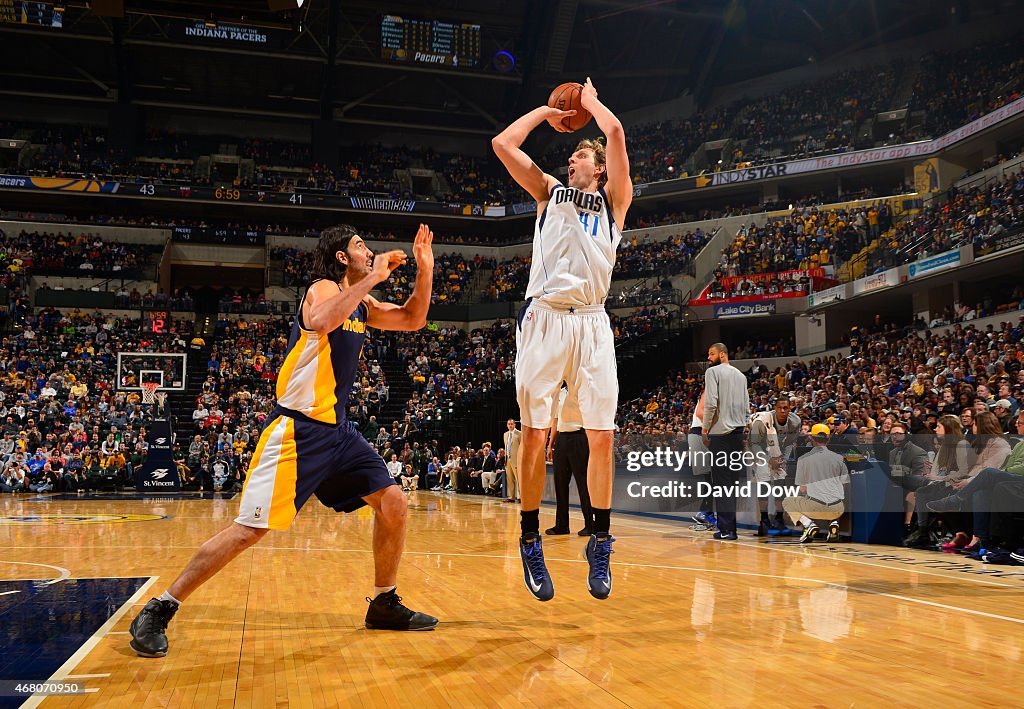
275, 282, 367, 425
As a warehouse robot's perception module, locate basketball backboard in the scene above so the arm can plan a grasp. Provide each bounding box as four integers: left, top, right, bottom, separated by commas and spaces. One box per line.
116, 352, 188, 392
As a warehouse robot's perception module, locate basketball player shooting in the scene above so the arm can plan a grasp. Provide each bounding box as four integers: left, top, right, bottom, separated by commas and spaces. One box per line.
128, 224, 439, 659
492, 77, 631, 601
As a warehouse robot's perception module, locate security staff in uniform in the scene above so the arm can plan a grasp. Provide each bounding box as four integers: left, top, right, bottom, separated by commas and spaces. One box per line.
545, 383, 593, 536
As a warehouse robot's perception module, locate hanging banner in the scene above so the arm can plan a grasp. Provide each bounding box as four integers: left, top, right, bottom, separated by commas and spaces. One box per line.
691, 267, 837, 304
0, 175, 120, 193
977, 229, 1024, 257
165, 19, 284, 48
914, 158, 940, 194
349, 196, 416, 212
808, 284, 847, 308
714, 301, 776, 319
852, 267, 900, 295
907, 249, 961, 279
630, 96, 1024, 197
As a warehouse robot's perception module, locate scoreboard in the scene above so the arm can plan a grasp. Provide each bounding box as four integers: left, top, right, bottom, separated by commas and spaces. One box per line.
380, 14, 480, 68
0, 1, 63, 27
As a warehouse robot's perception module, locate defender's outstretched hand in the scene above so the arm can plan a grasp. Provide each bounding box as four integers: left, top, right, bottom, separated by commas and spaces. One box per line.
412, 223, 434, 273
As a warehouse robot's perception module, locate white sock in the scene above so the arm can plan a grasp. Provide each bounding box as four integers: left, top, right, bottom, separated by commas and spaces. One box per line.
798, 515, 814, 528
373, 585, 396, 599
159, 590, 181, 605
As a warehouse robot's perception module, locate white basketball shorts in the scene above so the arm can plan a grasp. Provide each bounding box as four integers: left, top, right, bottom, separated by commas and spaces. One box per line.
514, 299, 618, 430
687, 433, 711, 475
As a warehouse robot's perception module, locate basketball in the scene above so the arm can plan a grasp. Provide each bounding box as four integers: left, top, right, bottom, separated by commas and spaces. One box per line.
547, 82, 592, 132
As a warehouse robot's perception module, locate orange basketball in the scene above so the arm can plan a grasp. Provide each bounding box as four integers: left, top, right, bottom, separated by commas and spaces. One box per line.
547, 82, 593, 132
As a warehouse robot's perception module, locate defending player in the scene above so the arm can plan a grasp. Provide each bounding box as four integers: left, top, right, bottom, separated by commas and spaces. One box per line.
492, 77, 631, 601
129, 224, 438, 658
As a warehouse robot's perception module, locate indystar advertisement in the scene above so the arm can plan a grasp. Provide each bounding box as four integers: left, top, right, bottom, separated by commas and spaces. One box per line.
711, 163, 789, 186
633, 96, 1024, 197
713, 301, 776, 319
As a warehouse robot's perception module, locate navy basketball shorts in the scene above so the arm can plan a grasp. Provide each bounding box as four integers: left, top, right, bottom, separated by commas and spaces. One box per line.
235, 411, 396, 530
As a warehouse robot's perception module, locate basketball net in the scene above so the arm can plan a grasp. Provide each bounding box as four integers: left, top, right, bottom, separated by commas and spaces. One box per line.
141, 382, 160, 406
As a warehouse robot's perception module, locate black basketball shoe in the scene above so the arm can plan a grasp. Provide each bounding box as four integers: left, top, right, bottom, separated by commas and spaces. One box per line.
365, 589, 439, 631
520, 533, 555, 601
585, 534, 615, 600
129, 597, 179, 658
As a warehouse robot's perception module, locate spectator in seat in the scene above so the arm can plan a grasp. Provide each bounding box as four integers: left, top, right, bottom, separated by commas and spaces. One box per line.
400, 463, 419, 492
30, 462, 59, 493
386, 454, 403, 484
426, 456, 442, 489
905, 415, 974, 547
438, 453, 458, 491
102, 448, 126, 481
64, 451, 84, 492
993, 399, 1015, 433
480, 443, 501, 495
178, 459, 197, 490
193, 403, 209, 430
211, 455, 230, 491
926, 410, 1014, 552
1, 462, 27, 492
887, 421, 931, 538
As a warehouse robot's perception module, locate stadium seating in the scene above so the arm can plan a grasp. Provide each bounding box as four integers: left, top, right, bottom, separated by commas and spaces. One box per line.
6, 37, 1022, 210
0, 308, 193, 492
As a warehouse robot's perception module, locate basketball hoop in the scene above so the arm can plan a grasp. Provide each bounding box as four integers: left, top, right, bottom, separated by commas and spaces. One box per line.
141, 382, 160, 406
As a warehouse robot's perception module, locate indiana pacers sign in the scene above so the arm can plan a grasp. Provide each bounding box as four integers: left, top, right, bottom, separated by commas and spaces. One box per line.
0, 514, 167, 525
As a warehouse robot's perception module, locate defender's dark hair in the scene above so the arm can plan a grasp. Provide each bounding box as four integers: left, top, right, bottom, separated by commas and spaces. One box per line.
310, 225, 359, 282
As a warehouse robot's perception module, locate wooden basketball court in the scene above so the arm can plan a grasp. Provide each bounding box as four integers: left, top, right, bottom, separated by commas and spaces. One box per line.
2, 490, 1023, 707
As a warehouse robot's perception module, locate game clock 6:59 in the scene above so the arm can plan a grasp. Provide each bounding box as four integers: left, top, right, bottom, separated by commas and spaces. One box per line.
214, 187, 242, 201
142, 310, 171, 334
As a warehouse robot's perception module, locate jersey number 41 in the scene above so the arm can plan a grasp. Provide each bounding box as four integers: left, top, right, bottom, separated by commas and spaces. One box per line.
578, 212, 600, 237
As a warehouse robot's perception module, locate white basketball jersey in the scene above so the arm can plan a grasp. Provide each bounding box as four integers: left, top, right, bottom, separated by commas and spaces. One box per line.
525, 184, 621, 307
